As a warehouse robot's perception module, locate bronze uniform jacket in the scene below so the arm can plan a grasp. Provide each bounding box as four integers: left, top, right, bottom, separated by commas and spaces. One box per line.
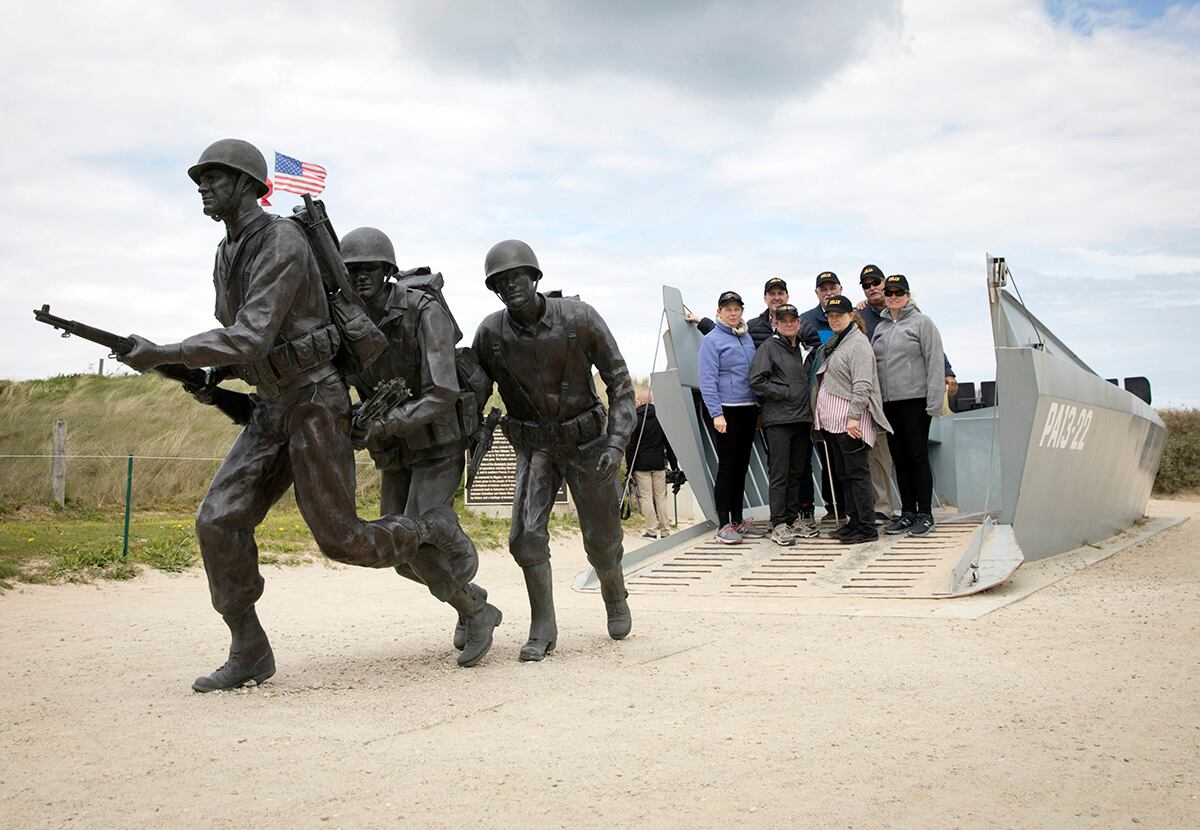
472, 295, 636, 451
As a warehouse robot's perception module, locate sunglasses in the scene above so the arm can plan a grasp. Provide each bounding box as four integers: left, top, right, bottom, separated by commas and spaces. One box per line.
861, 278, 882, 288
884, 289, 908, 297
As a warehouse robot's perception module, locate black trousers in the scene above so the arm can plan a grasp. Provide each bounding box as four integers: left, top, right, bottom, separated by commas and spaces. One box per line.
765, 422, 812, 527
822, 430, 875, 531
883, 398, 933, 515
196, 375, 421, 618
713, 405, 759, 526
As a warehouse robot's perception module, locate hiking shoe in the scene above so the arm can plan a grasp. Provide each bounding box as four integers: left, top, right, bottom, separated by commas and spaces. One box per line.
735, 521, 766, 539
839, 525, 879, 545
791, 517, 820, 538
799, 507, 816, 526
642, 529, 660, 539
873, 512, 890, 526
770, 523, 796, 547
716, 523, 743, 544
884, 513, 916, 535
908, 513, 935, 537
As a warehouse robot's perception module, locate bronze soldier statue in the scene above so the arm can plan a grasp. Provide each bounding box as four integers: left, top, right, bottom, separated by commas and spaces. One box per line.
341, 227, 499, 663
119, 139, 499, 690
472, 240, 636, 661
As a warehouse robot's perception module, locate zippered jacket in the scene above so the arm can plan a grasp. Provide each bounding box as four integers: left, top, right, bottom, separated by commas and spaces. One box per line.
698, 321, 757, 418
871, 302, 946, 416
748, 333, 813, 426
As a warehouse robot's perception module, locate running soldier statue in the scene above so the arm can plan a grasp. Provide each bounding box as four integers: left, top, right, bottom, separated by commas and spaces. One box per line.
472, 239, 636, 661
119, 139, 496, 691
341, 227, 500, 664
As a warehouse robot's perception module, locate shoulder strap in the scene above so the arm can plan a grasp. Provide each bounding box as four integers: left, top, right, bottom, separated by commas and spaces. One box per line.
223, 214, 278, 314
552, 300, 580, 420
487, 324, 546, 420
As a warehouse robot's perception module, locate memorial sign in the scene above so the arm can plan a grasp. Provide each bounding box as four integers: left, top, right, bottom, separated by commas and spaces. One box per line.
465, 431, 567, 506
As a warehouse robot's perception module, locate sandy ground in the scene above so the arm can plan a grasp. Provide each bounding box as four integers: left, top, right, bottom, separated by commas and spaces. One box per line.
1, 500, 1198, 830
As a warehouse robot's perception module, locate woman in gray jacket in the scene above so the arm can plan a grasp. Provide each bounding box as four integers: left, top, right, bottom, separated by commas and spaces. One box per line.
871, 274, 945, 537
812, 296, 892, 545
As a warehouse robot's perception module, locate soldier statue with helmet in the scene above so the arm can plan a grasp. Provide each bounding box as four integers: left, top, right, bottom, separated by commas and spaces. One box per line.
472, 239, 637, 661
119, 138, 499, 691
341, 226, 500, 661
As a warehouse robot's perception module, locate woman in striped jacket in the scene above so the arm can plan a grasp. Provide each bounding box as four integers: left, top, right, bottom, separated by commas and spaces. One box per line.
811, 296, 892, 545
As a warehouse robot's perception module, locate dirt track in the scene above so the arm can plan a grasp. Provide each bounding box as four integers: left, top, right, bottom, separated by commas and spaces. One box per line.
2, 500, 1198, 829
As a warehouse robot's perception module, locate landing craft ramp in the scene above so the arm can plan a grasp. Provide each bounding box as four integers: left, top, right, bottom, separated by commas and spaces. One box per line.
618, 517, 1020, 600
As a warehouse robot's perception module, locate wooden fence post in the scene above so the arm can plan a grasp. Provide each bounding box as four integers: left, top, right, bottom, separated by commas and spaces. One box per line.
51, 419, 67, 507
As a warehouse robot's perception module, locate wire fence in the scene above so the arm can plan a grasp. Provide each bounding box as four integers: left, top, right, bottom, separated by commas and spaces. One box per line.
0, 452, 383, 512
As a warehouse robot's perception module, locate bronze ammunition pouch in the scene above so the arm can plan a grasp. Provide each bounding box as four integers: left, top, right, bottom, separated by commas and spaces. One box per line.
235, 323, 340, 394
501, 402, 607, 452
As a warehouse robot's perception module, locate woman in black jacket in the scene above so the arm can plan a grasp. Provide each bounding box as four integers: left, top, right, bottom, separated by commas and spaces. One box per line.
748, 304, 819, 546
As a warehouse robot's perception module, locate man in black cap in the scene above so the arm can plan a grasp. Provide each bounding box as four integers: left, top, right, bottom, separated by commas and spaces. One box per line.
799, 271, 843, 349
685, 276, 800, 348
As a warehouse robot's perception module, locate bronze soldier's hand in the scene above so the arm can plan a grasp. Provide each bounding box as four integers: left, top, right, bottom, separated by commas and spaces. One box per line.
350, 418, 373, 451
120, 334, 167, 372
595, 446, 622, 481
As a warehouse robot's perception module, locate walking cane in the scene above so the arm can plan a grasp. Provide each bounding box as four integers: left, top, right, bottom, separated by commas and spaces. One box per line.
820, 440, 842, 525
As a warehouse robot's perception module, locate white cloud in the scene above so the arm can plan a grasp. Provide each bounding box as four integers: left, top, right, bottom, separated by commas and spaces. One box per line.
1, 0, 1197, 408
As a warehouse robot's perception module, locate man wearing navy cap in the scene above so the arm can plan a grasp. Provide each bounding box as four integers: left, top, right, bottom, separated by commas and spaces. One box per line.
799, 271, 843, 349
686, 276, 799, 348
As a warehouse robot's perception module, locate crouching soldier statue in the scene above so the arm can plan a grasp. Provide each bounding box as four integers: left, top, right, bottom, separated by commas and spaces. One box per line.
472, 239, 637, 661
119, 139, 493, 691
341, 227, 500, 666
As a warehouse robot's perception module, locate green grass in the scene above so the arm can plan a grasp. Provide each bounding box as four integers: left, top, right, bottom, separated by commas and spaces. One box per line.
0, 492, 578, 589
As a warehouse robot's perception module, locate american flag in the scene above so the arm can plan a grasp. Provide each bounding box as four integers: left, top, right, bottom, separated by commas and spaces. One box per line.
273, 152, 326, 196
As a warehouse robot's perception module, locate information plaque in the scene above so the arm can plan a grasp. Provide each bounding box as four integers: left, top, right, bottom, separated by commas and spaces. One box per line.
465, 432, 568, 505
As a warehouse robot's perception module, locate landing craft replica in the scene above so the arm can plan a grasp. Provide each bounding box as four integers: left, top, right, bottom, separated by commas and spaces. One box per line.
578, 255, 1167, 599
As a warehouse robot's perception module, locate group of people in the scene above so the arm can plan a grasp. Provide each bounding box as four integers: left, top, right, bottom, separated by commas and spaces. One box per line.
695, 268, 949, 547
119, 138, 637, 690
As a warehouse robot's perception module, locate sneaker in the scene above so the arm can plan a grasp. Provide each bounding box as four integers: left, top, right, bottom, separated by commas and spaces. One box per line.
770, 523, 796, 547
908, 513, 935, 537
839, 525, 880, 545
873, 512, 890, 526
659, 528, 672, 538
834, 523, 857, 540
799, 507, 816, 526
642, 530, 660, 539
884, 513, 916, 535
791, 517, 820, 538
716, 523, 743, 545
734, 521, 766, 539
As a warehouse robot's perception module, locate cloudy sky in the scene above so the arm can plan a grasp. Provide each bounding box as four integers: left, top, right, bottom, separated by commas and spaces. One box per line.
2, 0, 1197, 405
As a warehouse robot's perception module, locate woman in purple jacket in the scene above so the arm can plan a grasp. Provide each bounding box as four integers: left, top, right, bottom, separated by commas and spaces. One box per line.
698, 291, 764, 544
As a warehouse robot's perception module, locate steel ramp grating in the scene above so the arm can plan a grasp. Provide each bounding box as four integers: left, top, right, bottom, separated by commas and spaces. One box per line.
621, 520, 987, 599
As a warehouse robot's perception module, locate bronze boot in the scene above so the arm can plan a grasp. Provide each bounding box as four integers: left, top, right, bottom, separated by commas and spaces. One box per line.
519, 561, 558, 661
192, 606, 275, 693
596, 567, 632, 640
449, 583, 502, 668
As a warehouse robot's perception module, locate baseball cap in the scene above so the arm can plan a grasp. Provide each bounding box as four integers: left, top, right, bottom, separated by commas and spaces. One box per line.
763, 277, 788, 294
717, 290, 744, 308
824, 295, 854, 314
775, 303, 799, 319
860, 264, 884, 284
815, 271, 840, 287
884, 274, 910, 293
